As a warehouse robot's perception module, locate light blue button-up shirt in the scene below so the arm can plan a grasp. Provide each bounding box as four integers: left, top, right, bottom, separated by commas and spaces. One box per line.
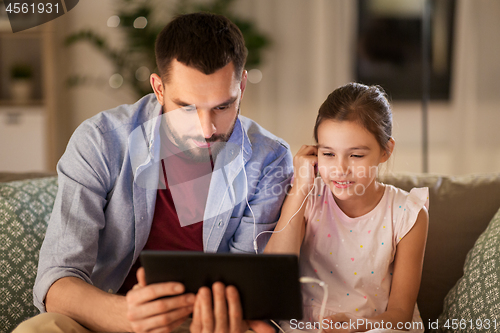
33, 94, 293, 312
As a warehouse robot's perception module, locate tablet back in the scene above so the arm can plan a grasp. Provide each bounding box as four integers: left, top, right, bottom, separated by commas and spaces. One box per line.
140, 251, 303, 320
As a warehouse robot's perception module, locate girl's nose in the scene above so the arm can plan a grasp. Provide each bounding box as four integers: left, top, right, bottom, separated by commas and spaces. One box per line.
335, 158, 351, 176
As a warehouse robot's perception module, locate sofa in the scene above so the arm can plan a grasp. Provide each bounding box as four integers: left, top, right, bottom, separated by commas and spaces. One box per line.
1, 171, 500, 332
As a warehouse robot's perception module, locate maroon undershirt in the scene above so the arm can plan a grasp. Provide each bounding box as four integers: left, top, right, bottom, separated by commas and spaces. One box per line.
118, 135, 213, 295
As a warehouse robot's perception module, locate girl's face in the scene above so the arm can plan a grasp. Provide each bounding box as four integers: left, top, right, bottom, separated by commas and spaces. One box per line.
317, 119, 392, 202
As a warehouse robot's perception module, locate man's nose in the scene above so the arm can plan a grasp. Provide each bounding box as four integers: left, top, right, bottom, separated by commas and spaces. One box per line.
197, 110, 216, 139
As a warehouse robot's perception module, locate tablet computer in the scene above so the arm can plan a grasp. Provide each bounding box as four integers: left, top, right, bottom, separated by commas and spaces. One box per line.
140, 251, 303, 320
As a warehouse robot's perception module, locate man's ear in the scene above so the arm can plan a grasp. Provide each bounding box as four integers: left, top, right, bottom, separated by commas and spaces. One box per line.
150, 73, 164, 105
381, 137, 395, 163
240, 70, 248, 98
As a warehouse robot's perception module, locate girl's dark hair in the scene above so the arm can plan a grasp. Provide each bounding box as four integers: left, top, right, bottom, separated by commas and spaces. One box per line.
313, 83, 393, 153
155, 12, 247, 82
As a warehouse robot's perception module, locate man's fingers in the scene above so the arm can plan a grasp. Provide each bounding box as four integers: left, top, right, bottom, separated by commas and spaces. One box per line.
147, 317, 187, 333
126, 276, 194, 333
213, 282, 229, 332
127, 282, 185, 305
127, 293, 195, 321
198, 286, 215, 333
190, 293, 203, 333
137, 267, 147, 287
248, 320, 276, 333
130, 306, 192, 332
226, 285, 245, 333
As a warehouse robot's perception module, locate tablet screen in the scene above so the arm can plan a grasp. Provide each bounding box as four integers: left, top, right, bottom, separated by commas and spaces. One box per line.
140, 251, 303, 320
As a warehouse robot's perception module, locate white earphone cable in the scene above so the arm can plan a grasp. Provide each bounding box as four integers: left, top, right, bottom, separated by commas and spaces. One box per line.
240, 122, 327, 332
253, 184, 315, 253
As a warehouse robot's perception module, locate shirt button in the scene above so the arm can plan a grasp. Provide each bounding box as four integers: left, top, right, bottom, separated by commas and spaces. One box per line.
108, 289, 113, 293
218, 220, 222, 226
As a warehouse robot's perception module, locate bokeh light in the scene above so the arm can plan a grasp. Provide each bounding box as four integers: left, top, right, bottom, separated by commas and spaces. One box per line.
107, 15, 120, 28
109, 74, 124, 88
248, 69, 263, 84
133, 17, 148, 29
135, 66, 150, 82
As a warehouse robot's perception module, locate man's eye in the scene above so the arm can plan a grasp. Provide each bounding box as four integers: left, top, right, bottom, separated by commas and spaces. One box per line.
215, 105, 229, 111
182, 106, 196, 112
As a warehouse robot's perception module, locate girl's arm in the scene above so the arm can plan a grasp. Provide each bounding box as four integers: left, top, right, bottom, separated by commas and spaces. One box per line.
330, 207, 429, 332
264, 145, 318, 256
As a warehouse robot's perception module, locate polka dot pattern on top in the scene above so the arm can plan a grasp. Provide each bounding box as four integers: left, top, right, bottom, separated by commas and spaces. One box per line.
297, 177, 428, 331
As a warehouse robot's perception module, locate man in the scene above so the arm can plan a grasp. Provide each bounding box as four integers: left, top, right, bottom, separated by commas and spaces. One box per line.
15, 12, 292, 333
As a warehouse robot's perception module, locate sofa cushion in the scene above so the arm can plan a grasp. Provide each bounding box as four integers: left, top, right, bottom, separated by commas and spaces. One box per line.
0, 177, 57, 332
380, 172, 500, 325
432, 206, 500, 332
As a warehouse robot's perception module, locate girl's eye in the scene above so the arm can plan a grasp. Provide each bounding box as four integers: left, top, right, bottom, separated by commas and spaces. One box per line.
351, 155, 364, 158
322, 153, 334, 157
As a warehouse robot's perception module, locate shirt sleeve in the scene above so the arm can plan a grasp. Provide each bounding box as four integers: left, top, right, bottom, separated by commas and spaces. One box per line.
393, 187, 429, 245
33, 120, 113, 312
228, 143, 293, 253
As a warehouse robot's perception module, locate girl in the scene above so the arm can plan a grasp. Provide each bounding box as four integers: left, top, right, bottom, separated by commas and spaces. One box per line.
265, 83, 428, 333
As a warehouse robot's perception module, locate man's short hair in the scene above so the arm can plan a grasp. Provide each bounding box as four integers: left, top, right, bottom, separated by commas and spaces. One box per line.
155, 12, 248, 82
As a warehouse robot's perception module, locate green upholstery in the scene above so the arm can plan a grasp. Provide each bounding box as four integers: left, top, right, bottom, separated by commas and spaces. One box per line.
0, 177, 57, 332
432, 206, 500, 332
0, 172, 499, 333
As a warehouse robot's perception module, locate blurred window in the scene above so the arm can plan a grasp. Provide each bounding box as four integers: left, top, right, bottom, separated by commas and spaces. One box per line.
356, 0, 455, 100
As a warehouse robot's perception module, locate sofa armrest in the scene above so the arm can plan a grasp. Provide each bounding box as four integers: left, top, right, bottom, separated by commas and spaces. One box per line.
0, 176, 58, 332
0, 172, 57, 183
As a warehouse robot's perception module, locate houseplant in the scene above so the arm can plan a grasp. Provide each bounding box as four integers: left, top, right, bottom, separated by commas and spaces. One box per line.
65, 0, 270, 99
10, 63, 33, 103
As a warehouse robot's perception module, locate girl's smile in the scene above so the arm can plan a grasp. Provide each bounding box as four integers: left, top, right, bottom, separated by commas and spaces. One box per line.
317, 119, 393, 217
332, 180, 355, 188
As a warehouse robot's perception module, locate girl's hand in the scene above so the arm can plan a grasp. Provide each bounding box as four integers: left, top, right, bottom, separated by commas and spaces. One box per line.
293, 145, 318, 191
324, 313, 355, 333
263, 144, 316, 256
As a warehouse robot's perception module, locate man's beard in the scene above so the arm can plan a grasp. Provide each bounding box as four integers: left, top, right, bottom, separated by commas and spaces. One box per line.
173, 133, 230, 163
162, 104, 240, 163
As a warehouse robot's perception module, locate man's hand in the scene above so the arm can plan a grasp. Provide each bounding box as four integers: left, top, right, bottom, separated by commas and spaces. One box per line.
190, 282, 275, 333
126, 267, 195, 333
